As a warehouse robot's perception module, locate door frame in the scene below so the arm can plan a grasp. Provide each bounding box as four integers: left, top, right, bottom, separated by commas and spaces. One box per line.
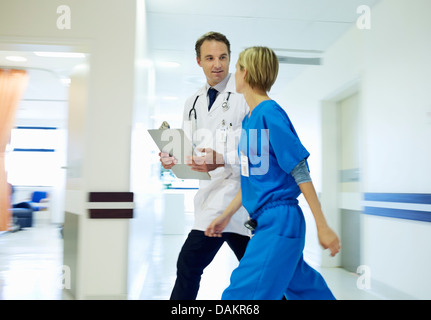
320, 79, 362, 268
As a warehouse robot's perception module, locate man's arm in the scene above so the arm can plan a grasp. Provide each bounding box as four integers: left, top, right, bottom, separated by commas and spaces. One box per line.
159, 152, 177, 169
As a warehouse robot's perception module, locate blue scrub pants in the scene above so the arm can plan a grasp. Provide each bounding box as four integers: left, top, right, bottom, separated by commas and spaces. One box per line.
222, 200, 335, 300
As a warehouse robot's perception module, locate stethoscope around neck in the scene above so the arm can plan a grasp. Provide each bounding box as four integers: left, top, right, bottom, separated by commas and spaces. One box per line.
187, 91, 231, 152
188, 91, 231, 122
189, 92, 231, 150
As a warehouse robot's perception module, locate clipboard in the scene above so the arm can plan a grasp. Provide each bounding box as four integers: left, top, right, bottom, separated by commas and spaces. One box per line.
148, 128, 211, 180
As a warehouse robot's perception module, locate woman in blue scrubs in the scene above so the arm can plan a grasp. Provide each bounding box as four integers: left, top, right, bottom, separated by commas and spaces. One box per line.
205, 46, 341, 300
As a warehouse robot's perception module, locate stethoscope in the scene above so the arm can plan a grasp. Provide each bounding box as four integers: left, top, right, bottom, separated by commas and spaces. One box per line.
188, 92, 231, 122
188, 91, 231, 152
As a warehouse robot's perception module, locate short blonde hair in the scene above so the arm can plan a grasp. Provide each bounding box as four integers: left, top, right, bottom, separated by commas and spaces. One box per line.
237, 46, 279, 92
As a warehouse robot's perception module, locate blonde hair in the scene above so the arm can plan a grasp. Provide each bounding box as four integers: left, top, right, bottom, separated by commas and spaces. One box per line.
237, 46, 279, 92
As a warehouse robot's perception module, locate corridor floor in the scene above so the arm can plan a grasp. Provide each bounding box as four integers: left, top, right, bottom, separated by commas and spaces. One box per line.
1, 222, 386, 300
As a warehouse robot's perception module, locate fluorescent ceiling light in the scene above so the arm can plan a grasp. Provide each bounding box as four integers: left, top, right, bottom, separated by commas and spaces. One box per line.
34, 52, 86, 58
6, 56, 27, 62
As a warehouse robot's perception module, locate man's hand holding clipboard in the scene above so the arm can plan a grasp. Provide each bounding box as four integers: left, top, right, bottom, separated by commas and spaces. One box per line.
149, 124, 211, 180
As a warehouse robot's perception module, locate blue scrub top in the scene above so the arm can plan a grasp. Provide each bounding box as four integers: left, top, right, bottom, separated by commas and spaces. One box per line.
239, 100, 310, 216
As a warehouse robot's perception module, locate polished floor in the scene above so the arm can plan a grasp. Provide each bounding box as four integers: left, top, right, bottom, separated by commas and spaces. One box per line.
1, 211, 397, 301
0, 222, 64, 300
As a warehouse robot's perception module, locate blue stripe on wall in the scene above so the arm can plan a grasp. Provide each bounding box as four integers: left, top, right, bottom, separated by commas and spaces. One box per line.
363, 206, 431, 223
13, 148, 55, 152
363, 193, 431, 223
364, 193, 431, 204
15, 126, 57, 130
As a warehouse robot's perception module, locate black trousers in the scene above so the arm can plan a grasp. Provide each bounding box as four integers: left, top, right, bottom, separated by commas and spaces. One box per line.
170, 230, 250, 300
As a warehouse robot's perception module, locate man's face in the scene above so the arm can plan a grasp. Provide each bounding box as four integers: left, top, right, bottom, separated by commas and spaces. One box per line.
197, 40, 230, 87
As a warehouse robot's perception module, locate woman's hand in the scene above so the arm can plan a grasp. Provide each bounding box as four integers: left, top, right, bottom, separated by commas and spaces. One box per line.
205, 214, 231, 237
318, 225, 341, 257
186, 148, 224, 172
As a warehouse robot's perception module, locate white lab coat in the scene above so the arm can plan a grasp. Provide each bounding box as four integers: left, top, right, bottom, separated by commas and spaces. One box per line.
181, 74, 250, 236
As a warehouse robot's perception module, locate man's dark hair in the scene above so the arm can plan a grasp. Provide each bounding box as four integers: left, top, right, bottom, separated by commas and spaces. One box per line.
195, 31, 231, 59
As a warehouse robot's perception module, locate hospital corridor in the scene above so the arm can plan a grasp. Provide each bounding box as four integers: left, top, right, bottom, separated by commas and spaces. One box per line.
1, 0, 430, 302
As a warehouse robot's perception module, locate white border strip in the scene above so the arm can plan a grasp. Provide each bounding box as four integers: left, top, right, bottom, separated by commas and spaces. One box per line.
362, 200, 431, 212
86, 202, 135, 209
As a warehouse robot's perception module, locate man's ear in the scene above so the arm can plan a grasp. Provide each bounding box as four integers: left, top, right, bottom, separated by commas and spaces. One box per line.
196, 56, 202, 67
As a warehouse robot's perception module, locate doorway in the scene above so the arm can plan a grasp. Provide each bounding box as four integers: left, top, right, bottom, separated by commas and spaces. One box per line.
0, 44, 87, 299
1, 48, 87, 225
321, 82, 362, 272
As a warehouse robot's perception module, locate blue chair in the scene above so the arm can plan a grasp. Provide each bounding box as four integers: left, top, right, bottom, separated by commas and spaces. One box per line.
28, 191, 49, 211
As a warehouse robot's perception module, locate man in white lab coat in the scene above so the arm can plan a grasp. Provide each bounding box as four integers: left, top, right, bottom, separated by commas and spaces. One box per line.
160, 32, 250, 300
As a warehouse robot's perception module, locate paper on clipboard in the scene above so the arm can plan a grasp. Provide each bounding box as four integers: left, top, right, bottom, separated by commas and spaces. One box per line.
148, 128, 211, 180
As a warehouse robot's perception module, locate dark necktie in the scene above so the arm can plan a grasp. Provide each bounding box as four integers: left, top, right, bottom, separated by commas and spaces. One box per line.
208, 87, 218, 111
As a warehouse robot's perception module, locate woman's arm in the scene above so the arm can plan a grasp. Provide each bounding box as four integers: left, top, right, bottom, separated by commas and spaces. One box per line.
205, 189, 242, 237
298, 181, 341, 257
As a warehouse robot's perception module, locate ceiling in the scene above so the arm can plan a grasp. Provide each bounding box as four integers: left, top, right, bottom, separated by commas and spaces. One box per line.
1, 0, 379, 126
145, 0, 379, 122
0, 50, 87, 127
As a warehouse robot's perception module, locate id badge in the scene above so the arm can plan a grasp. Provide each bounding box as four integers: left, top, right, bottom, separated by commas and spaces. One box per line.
240, 151, 249, 177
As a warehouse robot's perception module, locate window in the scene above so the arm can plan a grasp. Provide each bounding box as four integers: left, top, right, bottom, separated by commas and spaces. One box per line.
6, 127, 66, 186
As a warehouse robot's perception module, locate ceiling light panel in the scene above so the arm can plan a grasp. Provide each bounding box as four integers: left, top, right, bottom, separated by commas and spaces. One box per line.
34, 52, 86, 58
5, 56, 27, 62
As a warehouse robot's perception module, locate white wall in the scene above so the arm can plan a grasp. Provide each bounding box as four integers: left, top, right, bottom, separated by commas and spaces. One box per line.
279, 0, 431, 299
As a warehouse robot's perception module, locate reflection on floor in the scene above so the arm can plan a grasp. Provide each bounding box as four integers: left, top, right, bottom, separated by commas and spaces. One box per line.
133, 233, 383, 300
0, 223, 64, 300
1, 221, 389, 300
